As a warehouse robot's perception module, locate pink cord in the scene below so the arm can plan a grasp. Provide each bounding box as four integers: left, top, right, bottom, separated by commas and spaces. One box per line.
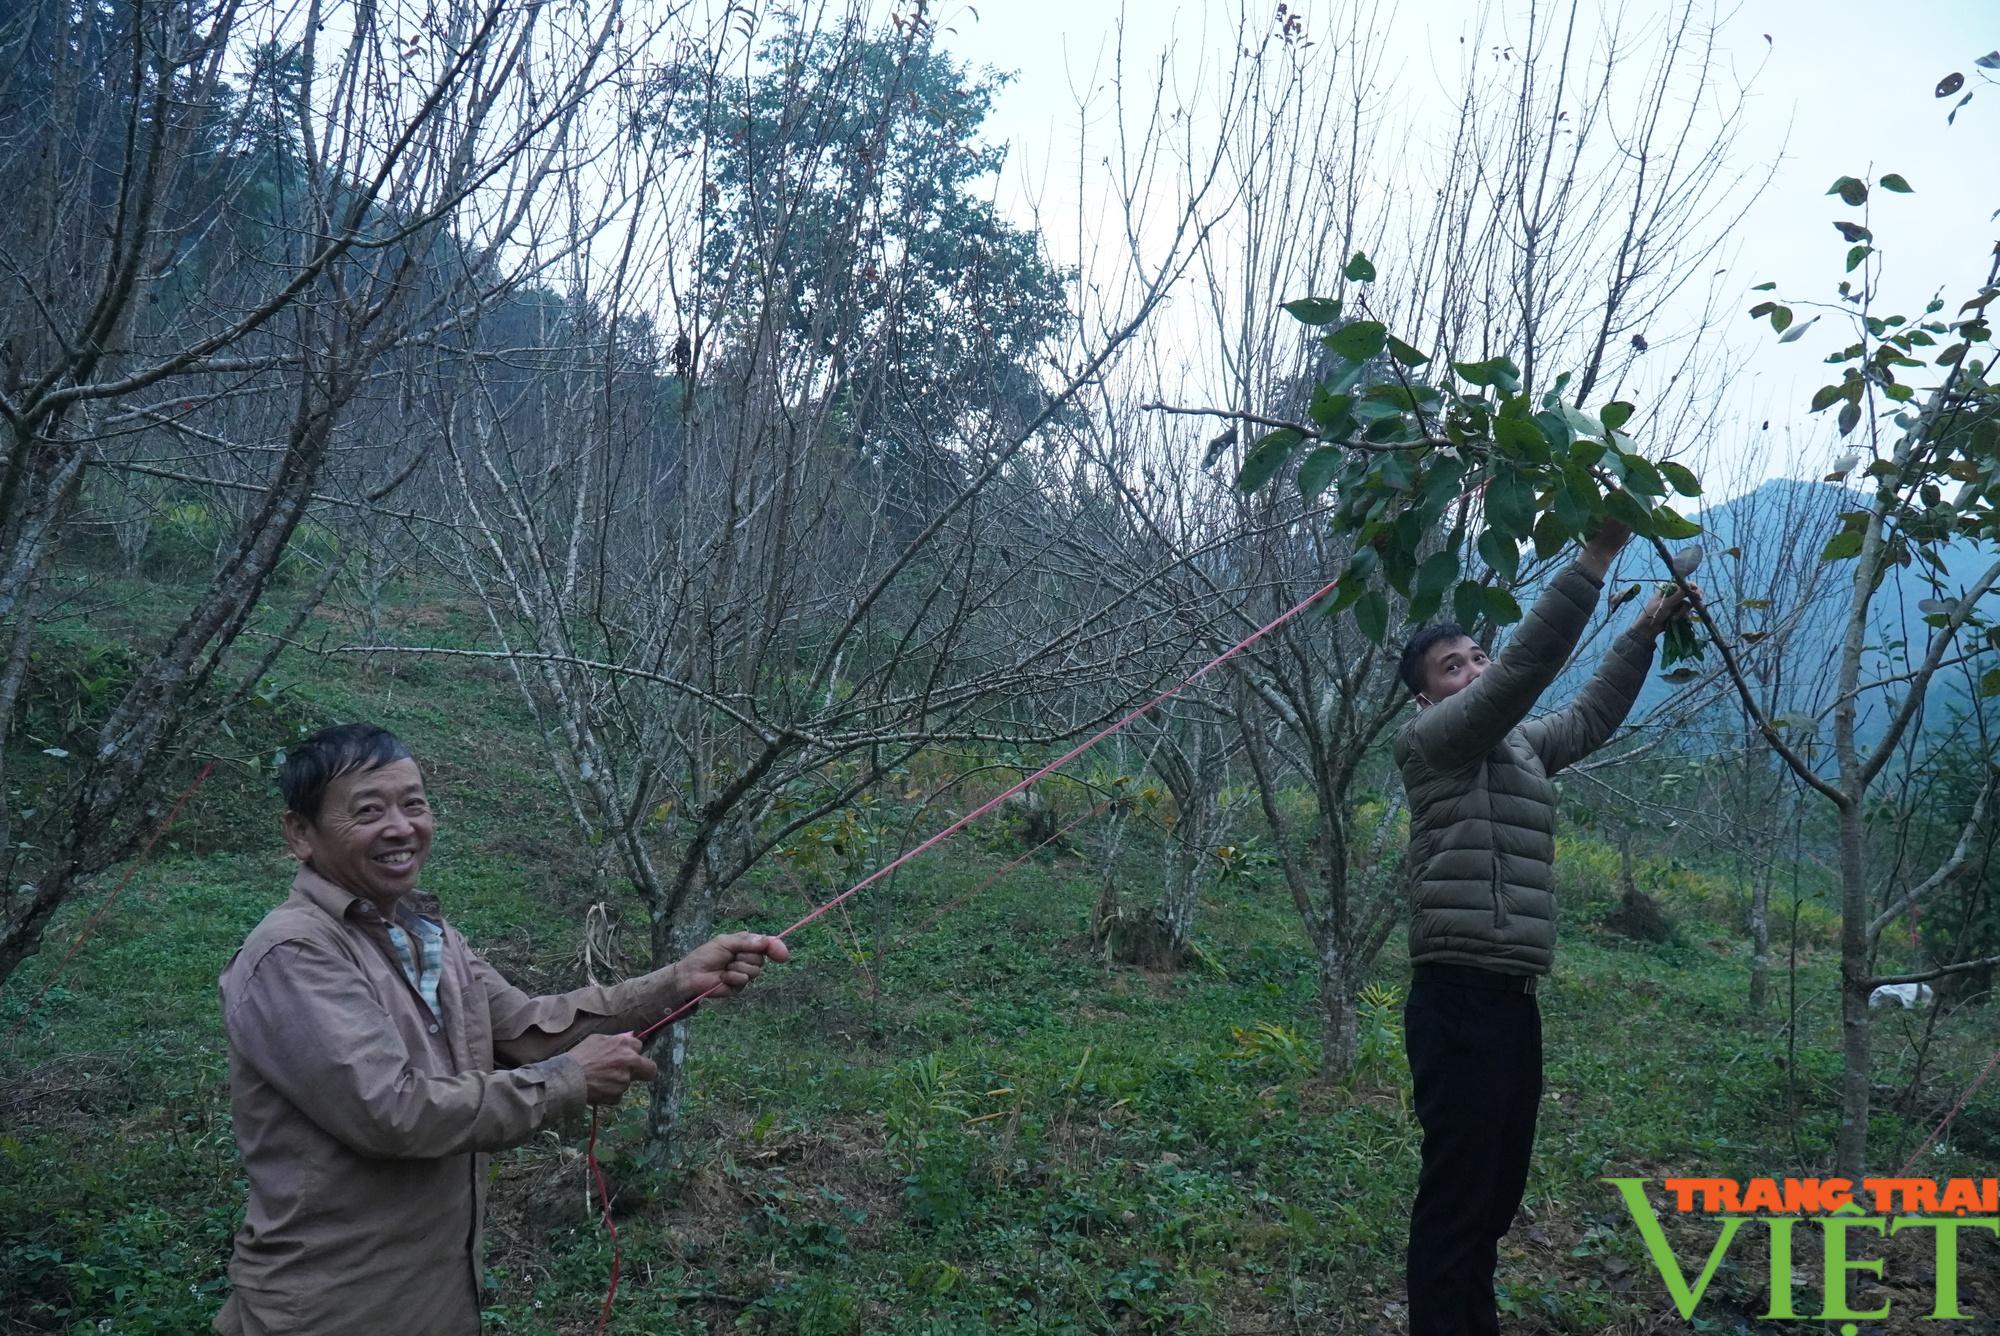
590, 572, 1344, 1330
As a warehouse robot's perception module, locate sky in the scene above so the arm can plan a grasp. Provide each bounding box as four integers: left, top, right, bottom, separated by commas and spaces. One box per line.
926, 0, 1999, 492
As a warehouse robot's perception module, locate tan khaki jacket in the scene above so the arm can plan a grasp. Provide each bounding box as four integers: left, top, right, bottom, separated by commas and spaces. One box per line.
1395, 562, 1654, 975
216, 866, 686, 1335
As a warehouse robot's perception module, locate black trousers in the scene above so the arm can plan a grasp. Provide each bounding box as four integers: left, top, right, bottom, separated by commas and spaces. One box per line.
1403, 965, 1544, 1336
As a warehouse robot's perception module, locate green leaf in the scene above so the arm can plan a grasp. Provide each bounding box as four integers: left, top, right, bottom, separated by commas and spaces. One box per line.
1531, 511, 1570, 559
1821, 530, 1863, 560
1980, 667, 2000, 698
1750, 281, 1777, 291
1309, 387, 1353, 432
1846, 245, 1871, 273
1483, 586, 1523, 626
1452, 581, 1486, 629
1770, 305, 1794, 333
1658, 460, 1702, 497
1238, 427, 1304, 493
1418, 457, 1469, 521
1387, 335, 1431, 368
1493, 415, 1550, 462
1558, 405, 1605, 441
1602, 487, 1655, 534
1283, 297, 1343, 325
1832, 220, 1872, 243
1322, 356, 1367, 395
1354, 587, 1389, 643
1827, 175, 1868, 207
1326, 576, 1366, 616
1650, 506, 1703, 540
1619, 455, 1668, 498
1810, 383, 1844, 412
1297, 447, 1342, 501
1476, 527, 1520, 582
1484, 468, 1535, 536
1326, 320, 1388, 361
1344, 251, 1377, 283
1837, 401, 1861, 436
1878, 173, 1913, 193
1369, 450, 1416, 490
1600, 401, 1635, 432
1327, 546, 1378, 614
1416, 548, 1461, 598
1365, 382, 1440, 410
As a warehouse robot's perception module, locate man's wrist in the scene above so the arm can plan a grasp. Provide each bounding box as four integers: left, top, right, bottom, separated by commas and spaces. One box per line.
661, 959, 692, 1009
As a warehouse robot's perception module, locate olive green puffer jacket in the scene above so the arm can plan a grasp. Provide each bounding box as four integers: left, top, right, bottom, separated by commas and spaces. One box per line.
1395, 563, 1655, 975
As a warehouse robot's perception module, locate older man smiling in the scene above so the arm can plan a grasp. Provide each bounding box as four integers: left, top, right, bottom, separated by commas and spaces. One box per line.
215, 723, 787, 1335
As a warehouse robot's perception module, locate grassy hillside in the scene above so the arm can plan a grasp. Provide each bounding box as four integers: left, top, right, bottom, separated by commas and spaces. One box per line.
2, 581, 1995, 1334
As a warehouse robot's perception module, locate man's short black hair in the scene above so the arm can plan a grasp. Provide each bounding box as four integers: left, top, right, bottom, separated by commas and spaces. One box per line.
280, 723, 413, 822
1398, 623, 1470, 695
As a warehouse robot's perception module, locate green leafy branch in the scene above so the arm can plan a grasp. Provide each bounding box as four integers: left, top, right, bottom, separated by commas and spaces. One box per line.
1749, 172, 2000, 695
1164, 251, 1705, 649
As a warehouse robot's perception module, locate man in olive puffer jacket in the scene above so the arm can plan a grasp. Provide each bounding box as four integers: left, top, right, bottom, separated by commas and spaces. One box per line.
1394, 518, 1693, 1336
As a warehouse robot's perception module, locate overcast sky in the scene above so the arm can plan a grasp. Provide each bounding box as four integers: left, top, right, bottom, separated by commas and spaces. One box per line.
930, 0, 1997, 489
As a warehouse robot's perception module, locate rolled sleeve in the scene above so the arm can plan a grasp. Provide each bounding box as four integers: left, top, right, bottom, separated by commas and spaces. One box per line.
475, 952, 686, 1065
225, 939, 580, 1159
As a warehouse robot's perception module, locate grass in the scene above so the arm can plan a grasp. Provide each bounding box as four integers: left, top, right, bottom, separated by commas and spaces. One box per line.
2, 568, 1997, 1334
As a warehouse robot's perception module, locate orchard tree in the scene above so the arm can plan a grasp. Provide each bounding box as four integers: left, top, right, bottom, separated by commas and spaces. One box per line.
0, 0, 633, 983
1157, 0, 1761, 1075
1722, 166, 1999, 1176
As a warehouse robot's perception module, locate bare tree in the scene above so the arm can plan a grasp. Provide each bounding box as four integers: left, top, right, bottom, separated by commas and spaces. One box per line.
332, 0, 1245, 1154
0, 0, 643, 982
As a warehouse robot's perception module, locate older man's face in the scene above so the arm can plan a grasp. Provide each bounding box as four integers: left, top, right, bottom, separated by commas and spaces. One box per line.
282, 758, 435, 907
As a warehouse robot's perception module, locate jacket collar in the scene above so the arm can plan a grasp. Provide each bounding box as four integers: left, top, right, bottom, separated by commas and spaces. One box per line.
290, 863, 442, 928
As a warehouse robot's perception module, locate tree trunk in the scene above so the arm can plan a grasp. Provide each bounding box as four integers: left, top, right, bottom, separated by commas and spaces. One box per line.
1749, 865, 1771, 1016
1835, 800, 1873, 1178
643, 882, 714, 1161
1158, 842, 1200, 955
1315, 935, 1358, 1077
1098, 799, 1205, 969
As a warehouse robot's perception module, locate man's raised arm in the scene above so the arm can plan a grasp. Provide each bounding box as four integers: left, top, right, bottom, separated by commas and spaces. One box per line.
1521, 582, 1692, 774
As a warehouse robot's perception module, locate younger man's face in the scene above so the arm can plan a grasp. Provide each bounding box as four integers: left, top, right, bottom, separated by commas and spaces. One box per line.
1416, 635, 1489, 706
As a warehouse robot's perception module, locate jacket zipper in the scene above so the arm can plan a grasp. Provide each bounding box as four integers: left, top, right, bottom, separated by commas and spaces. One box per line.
1491, 856, 1511, 928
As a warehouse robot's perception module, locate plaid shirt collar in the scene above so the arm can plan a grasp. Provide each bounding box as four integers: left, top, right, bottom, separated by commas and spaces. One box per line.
292, 866, 444, 1017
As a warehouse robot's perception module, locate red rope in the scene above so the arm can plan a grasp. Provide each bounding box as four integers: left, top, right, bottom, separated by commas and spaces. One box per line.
586, 574, 1342, 1331
5, 761, 217, 1045
586, 1107, 621, 1331
878, 799, 1111, 961
1897, 1042, 2000, 1176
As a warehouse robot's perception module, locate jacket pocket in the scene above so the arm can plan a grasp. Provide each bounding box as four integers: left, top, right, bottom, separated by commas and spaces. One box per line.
1490, 859, 1510, 928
